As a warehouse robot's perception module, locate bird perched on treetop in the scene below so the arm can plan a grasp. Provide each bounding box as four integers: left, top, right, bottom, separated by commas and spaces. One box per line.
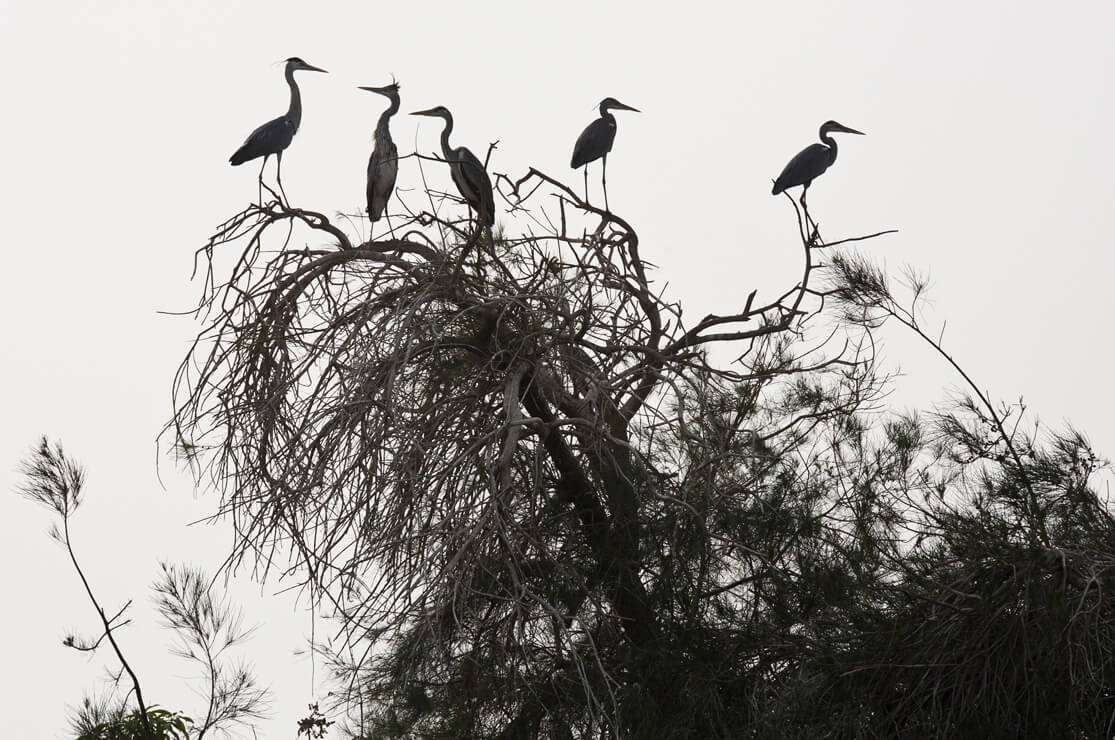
358, 80, 401, 228
410, 105, 495, 229
229, 56, 328, 201
570, 97, 640, 211
771, 120, 864, 207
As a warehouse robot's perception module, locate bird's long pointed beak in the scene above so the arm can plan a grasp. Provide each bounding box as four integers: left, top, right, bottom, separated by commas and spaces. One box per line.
305, 64, 328, 73
619, 103, 641, 113
841, 125, 865, 135
410, 108, 434, 116
359, 85, 388, 93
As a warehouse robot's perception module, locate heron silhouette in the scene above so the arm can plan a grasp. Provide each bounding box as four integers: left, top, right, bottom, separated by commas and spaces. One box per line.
772, 120, 864, 208
411, 105, 495, 230
570, 97, 640, 211
358, 81, 400, 234
229, 56, 328, 203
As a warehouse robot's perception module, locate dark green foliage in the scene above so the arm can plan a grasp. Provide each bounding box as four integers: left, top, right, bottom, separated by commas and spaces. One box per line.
297, 703, 335, 738
73, 702, 193, 740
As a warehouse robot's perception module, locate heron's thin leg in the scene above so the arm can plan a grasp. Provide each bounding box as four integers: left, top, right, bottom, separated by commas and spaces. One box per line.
582, 167, 589, 204
602, 153, 609, 213
256, 157, 268, 205
276, 152, 288, 205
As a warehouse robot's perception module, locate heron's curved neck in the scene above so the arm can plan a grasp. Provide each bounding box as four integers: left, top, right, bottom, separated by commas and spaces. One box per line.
376, 97, 400, 135
438, 116, 455, 159
285, 66, 302, 131
820, 129, 838, 161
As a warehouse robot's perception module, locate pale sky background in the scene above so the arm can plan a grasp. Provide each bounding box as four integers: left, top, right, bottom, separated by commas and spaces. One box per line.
3, 1, 1114, 737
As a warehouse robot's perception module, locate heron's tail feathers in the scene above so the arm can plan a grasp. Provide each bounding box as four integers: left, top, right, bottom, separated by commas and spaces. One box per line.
229, 147, 252, 166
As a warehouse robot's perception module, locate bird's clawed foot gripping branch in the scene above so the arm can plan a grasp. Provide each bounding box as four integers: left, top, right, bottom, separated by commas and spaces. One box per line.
175, 56, 896, 730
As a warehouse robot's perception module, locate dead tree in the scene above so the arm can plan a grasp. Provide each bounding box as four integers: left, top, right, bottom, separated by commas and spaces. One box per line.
171, 171, 893, 737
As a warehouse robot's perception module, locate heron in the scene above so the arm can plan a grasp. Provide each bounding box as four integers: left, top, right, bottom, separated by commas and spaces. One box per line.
410, 106, 495, 229
229, 56, 328, 202
771, 120, 864, 207
358, 81, 400, 229
570, 97, 640, 211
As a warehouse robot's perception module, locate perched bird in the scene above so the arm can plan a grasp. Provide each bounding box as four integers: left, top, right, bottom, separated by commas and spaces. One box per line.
410, 106, 495, 228
772, 120, 864, 206
229, 57, 328, 201
570, 97, 640, 211
358, 81, 401, 226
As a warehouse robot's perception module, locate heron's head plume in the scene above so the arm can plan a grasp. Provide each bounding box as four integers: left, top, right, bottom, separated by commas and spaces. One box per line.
358, 79, 401, 98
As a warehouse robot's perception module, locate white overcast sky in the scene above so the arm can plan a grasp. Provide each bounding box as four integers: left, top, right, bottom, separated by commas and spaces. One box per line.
3, 2, 1114, 737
